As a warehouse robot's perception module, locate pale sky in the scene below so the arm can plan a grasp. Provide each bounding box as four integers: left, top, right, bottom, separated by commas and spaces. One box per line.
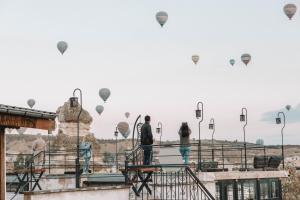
0, 0, 300, 145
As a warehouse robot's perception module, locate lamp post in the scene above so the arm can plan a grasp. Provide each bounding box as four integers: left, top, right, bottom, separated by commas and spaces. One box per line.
196, 101, 203, 170
48, 130, 52, 174
240, 107, 248, 170
132, 115, 141, 151
276, 112, 286, 169
114, 127, 119, 169
209, 118, 215, 161
156, 122, 163, 145
69, 88, 83, 188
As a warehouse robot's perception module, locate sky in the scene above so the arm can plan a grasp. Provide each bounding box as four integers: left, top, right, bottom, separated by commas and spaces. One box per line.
0, 0, 300, 145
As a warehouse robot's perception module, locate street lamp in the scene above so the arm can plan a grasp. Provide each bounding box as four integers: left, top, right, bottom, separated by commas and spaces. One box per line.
209, 118, 215, 161
196, 101, 204, 171
114, 127, 119, 169
240, 107, 248, 170
276, 112, 286, 169
69, 88, 83, 188
156, 122, 163, 145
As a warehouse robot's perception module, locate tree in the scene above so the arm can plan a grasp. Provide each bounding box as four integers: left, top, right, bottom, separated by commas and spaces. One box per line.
282, 166, 300, 199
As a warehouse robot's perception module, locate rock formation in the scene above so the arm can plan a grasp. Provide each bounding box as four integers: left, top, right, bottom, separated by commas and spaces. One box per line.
56, 100, 93, 137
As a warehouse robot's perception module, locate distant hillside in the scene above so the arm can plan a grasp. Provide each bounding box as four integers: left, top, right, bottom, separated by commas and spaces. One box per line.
6, 134, 300, 163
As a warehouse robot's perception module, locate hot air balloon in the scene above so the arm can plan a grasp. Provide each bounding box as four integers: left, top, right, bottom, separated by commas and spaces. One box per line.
229, 59, 235, 66
117, 122, 130, 138
123, 129, 131, 139
96, 105, 104, 115
284, 4, 297, 20
286, 105, 291, 111
125, 112, 130, 119
241, 53, 251, 66
27, 99, 36, 108
156, 11, 168, 27
192, 55, 199, 65
57, 41, 68, 55
99, 88, 111, 102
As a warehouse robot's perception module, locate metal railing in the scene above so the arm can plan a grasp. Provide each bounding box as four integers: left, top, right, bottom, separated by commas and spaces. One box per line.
123, 142, 285, 199
125, 142, 283, 172
7, 149, 128, 176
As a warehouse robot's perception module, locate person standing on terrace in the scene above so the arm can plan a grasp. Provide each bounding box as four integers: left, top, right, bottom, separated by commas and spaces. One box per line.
141, 115, 153, 165
179, 122, 191, 165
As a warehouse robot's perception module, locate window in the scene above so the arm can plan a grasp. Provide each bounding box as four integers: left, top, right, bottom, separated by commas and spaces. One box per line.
237, 182, 243, 200
226, 184, 234, 200
215, 181, 234, 200
260, 182, 269, 199
216, 178, 281, 200
243, 180, 256, 200
270, 180, 280, 198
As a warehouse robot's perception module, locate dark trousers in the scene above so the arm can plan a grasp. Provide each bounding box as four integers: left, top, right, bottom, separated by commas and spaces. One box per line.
142, 145, 152, 165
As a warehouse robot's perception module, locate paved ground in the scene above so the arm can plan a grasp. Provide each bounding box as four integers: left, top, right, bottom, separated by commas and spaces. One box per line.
6, 192, 23, 200
158, 147, 184, 171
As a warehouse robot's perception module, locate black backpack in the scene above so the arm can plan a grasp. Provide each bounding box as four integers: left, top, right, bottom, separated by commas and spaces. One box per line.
181, 125, 189, 137
141, 124, 153, 145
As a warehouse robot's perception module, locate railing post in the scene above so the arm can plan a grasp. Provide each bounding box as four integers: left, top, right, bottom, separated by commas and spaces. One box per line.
240, 148, 243, 169
263, 146, 267, 170
93, 153, 95, 173
245, 142, 247, 170
133, 151, 135, 165
222, 144, 225, 171
64, 154, 66, 172
124, 158, 129, 184
30, 161, 33, 191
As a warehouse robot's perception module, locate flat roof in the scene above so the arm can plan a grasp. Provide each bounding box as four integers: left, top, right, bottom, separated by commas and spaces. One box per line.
0, 104, 56, 120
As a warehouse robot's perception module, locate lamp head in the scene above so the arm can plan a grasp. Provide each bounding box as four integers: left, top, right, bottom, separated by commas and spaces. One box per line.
276, 117, 281, 124
195, 109, 202, 119
69, 97, 79, 108
156, 127, 161, 134
240, 114, 246, 122
114, 130, 118, 137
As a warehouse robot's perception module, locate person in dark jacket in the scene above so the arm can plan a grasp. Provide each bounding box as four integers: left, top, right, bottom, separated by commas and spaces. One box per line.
178, 122, 191, 165
141, 115, 153, 165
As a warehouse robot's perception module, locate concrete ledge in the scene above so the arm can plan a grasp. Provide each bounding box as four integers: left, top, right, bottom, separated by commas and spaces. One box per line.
198, 170, 288, 182
24, 186, 130, 200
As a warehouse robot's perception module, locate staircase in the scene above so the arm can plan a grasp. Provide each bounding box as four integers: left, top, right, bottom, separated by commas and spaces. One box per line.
125, 120, 215, 200
125, 165, 215, 200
